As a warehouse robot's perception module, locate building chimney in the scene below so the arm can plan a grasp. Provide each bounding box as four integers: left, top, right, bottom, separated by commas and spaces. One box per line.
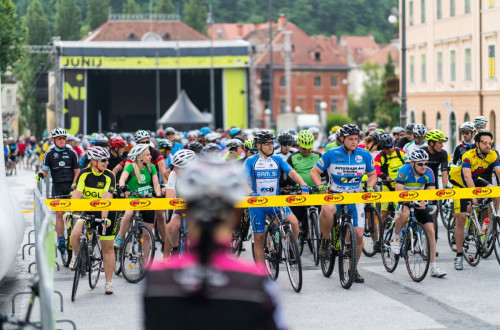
278, 13, 287, 28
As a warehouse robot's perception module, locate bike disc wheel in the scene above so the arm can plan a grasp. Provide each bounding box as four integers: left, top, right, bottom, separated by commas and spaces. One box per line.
463, 218, 481, 267
381, 217, 399, 273
283, 228, 302, 292
308, 212, 320, 266
264, 224, 279, 281
404, 222, 430, 282
447, 217, 457, 252
71, 245, 85, 302
338, 221, 356, 289
362, 208, 381, 257
88, 235, 103, 289
121, 225, 156, 283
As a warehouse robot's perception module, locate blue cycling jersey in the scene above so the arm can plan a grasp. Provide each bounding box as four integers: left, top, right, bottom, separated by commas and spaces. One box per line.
316, 146, 374, 193
244, 154, 292, 196
395, 163, 435, 190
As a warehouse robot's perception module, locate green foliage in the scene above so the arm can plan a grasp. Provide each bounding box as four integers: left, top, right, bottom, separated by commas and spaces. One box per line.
122, 0, 140, 14
327, 113, 353, 132
0, 0, 23, 73
184, 0, 207, 34
88, 0, 109, 30
55, 0, 82, 40
374, 54, 400, 127
155, 0, 174, 14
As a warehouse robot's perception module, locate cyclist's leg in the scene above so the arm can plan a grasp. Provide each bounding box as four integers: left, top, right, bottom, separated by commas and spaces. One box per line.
319, 204, 337, 239
347, 203, 365, 264
54, 183, 72, 245
141, 211, 156, 265
165, 210, 182, 258
154, 209, 168, 246
116, 210, 134, 240
282, 207, 299, 238
70, 218, 85, 258
380, 185, 390, 223
454, 198, 469, 255
249, 206, 269, 263
100, 212, 118, 283
415, 208, 436, 261
394, 204, 410, 237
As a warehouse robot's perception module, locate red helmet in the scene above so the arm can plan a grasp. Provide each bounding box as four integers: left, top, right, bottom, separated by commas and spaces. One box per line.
157, 128, 166, 138
109, 137, 126, 148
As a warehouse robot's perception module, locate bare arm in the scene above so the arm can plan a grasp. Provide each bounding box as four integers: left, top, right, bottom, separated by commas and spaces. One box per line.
157, 159, 167, 179
112, 163, 123, 176
366, 170, 377, 189
152, 174, 162, 196
441, 171, 449, 187
119, 171, 130, 187
72, 168, 80, 185
310, 165, 324, 187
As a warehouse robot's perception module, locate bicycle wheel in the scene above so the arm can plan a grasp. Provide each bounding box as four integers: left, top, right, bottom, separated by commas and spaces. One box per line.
381, 217, 399, 273
362, 207, 381, 257
71, 244, 86, 302
264, 223, 279, 281
308, 211, 320, 266
404, 222, 430, 282
439, 199, 454, 230
114, 247, 122, 275
231, 229, 244, 257
338, 220, 356, 289
61, 218, 73, 267
283, 227, 302, 292
88, 235, 103, 289
121, 225, 156, 283
480, 215, 495, 259
463, 218, 481, 267
447, 217, 457, 252
493, 217, 500, 265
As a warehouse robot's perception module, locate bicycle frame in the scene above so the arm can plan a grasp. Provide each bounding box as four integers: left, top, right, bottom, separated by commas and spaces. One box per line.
466, 199, 498, 252
179, 216, 188, 257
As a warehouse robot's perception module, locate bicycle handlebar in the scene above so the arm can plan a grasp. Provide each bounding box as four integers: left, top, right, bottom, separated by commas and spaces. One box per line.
74, 214, 107, 235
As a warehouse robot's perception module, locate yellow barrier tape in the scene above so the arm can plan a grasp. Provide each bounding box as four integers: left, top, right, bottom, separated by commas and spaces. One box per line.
23, 210, 34, 214
45, 187, 500, 211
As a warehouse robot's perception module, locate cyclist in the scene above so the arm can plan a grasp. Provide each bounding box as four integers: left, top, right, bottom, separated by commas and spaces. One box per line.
392, 126, 405, 144
7, 137, 18, 174
449, 129, 500, 270
187, 141, 203, 156
391, 149, 446, 278
244, 130, 309, 263
203, 143, 222, 159
222, 139, 243, 161
69, 146, 117, 294
274, 132, 295, 161
243, 139, 258, 158
163, 150, 197, 259
36, 128, 80, 255
164, 127, 183, 155
452, 122, 475, 165
108, 137, 127, 177
310, 124, 376, 283
474, 116, 488, 131
16, 137, 27, 169
397, 123, 415, 149
324, 127, 345, 151
404, 124, 427, 155
67, 135, 83, 159
80, 138, 109, 169
144, 159, 287, 330
360, 131, 382, 156
186, 131, 199, 145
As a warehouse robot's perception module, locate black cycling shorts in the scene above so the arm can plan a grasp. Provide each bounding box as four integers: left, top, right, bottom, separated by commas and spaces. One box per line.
52, 182, 72, 198
141, 210, 155, 224
414, 208, 433, 225
80, 211, 118, 239
451, 178, 489, 213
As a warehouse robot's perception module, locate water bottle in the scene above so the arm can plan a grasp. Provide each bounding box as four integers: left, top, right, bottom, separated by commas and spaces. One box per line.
481, 218, 490, 235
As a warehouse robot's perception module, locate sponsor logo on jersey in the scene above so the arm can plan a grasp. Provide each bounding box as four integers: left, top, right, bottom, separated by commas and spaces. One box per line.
317, 158, 325, 167
130, 199, 152, 208
97, 182, 105, 188
340, 177, 361, 184
83, 190, 102, 198
58, 161, 65, 166
472, 187, 492, 197
247, 196, 268, 205
362, 192, 382, 201
324, 194, 344, 202
140, 174, 146, 183
436, 189, 456, 198
355, 155, 363, 163
260, 187, 275, 192
49, 200, 71, 208
255, 170, 278, 178
286, 195, 306, 204
399, 191, 420, 200
90, 199, 111, 208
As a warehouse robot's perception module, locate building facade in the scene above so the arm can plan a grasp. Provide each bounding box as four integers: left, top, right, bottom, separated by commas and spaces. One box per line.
405, 0, 500, 152
1, 73, 19, 138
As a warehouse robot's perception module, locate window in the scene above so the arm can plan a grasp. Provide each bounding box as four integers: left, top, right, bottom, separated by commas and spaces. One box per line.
280, 76, 285, 87
450, 111, 457, 150
464, 112, 470, 122
437, 0, 442, 19
410, 55, 415, 83
331, 76, 338, 88
314, 100, 321, 114
489, 45, 495, 78
409, 1, 414, 25
488, 0, 494, 9
421, 0, 425, 23
437, 112, 442, 130
314, 52, 321, 61
421, 54, 426, 83
331, 100, 338, 112
422, 111, 426, 126
437, 52, 443, 82
465, 48, 472, 81
411, 110, 416, 124
280, 100, 286, 113
450, 0, 455, 17
314, 76, 321, 87
450, 50, 456, 81
465, 0, 470, 13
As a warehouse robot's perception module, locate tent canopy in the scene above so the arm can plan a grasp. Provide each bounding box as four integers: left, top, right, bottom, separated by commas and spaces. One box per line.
157, 90, 210, 130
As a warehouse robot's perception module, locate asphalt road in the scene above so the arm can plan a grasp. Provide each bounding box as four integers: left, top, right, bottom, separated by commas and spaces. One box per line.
2, 168, 500, 329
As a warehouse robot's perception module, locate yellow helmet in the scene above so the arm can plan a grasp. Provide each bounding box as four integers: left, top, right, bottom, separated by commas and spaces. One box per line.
331, 126, 341, 133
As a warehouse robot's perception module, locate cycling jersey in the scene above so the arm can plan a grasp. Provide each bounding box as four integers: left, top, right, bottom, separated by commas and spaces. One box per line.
315, 146, 374, 193
124, 163, 157, 197
403, 141, 427, 155
124, 146, 164, 168
374, 148, 405, 187
287, 151, 322, 187
75, 167, 116, 199
449, 148, 500, 188
396, 164, 435, 190
17, 142, 26, 156
42, 146, 79, 183
171, 141, 183, 155
422, 146, 448, 188
324, 141, 339, 152
244, 154, 292, 196
165, 170, 178, 192
273, 149, 294, 162
452, 141, 473, 165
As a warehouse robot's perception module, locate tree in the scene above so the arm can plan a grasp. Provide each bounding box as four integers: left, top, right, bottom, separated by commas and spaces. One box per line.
155, 0, 174, 14
87, 0, 109, 30
122, 0, 140, 14
374, 54, 400, 127
326, 113, 353, 133
0, 0, 23, 73
184, 0, 207, 34
54, 0, 82, 40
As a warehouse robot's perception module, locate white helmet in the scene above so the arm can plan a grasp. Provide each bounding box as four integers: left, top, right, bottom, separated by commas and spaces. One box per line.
204, 133, 219, 143
172, 149, 196, 168
128, 144, 150, 161
309, 127, 320, 134
51, 128, 68, 138
87, 146, 110, 160
134, 130, 150, 142
459, 121, 475, 132
474, 116, 488, 128
408, 149, 429, 162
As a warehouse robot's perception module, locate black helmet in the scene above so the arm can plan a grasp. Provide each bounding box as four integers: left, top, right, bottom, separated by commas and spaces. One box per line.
379, 133, 394, 149
188, 142, 204, 153
474, 129, 494, 144
204, 143, 222, 153
254, 130, 275, 144
94, 139, 109, 148
405, 123, 415, 132
341, 124, 360, 137
277, 132, 293, 144
369, 131, 382, 144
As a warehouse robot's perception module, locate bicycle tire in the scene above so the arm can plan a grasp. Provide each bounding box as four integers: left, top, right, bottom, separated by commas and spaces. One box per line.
283, 227, 302, 292
264, 224, 279, 281
338, 220, 356, 289
230, 230, 244, 257
61, 219, 73, 268
493, 218, 500, 265
114, 247, 122, 275
464, 218, 481, 267
362, 207, 381, 257
321, 232, 335, 277
480, 213, 495, 259
121, 225, 156, 283
88, 234, 103, 289
381, 217, 399, 273
308, 211, 320, 266
71, 244, 86, 302
438, 199, 453, 230
404, 222, 430, 282
447, 217, 457, 252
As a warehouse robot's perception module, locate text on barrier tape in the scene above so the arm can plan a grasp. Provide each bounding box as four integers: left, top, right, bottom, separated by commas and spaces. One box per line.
44, 187, 500, 211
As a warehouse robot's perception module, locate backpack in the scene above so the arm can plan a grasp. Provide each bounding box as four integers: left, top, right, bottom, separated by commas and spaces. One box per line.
380, 149, 404, 174
126, 163, 153, 184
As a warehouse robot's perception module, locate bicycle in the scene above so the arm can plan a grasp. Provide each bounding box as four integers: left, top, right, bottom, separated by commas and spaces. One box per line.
319, 203, 357, 289
264, 206, 303, 292
231, 208, 251, 257
178, 215, 188, 258
71, 214, 106, 302
381, 202, 431, 282
362, 202, 383, 258
57, 195, 73, 268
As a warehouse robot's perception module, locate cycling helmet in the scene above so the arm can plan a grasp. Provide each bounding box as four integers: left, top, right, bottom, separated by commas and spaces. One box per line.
405, 123, 415, 132
229, 127, 242, 137
379, 133, 394, 149
408, 149, 429, 162
392, 126, 404, 134
413, 124, 427, 138
277, 132, 294, 144
224, 139, 238, 149
459, 121, 475, 132
474, 116, 488, 128
128, 144, 150, 161
340, 124, 361, 137
188, 142, 204, 153
87, 146, 110, 160
51, 128, 68, 138
187, 131, 199, 139
157, 139, 173, 150
204, 143, 222, 153
199, 126, 211, 136
331, 126, 341, 133
474, 129, 494, 144
94, 139, 109, 148
134, 130, 150, 142
426, 129, 448, 142
309, 127, 320, 134
243, 139, 255, 150
297, 130, 315, 149
90, 132, 100, 139
172, 149, 196, 168
369, 131, 382, 144
288, 128, 297, 136
367, 122, 379, 130
165, 127, 176, 135
254, 130, 275, 144
204, 133, 219, 143
67, 134, 76, 141
109, 137, 126, 148
156, 128, 165, 138
327, 133, 336, 143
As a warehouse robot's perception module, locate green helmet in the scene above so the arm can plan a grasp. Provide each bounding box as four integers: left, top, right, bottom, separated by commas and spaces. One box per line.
244, 139, 255, 150
426, 129, 448, 142
297, 130, 315, 149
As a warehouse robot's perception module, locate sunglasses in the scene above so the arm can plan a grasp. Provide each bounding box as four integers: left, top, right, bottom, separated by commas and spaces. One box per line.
415, 162, 427, 167
99, 159, 109, 163
480, 141, 493, 146
249, 149, 258, 155
462, 131, 472, 135
281, 142, 291, 147
262, 141, 273, 146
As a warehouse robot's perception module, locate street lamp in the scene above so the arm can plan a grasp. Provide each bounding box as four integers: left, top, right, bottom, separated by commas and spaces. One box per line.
264, 108, 272, 129
320, 101, 327, 136
388, 6, 407, 127
207, 5, 215, 128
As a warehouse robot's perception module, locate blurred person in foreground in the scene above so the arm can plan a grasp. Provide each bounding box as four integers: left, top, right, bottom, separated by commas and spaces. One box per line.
143, 159, 287, 330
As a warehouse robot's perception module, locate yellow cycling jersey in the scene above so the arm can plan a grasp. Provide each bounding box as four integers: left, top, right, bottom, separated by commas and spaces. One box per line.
449, 148, 500, 188
75, 167, 116, 199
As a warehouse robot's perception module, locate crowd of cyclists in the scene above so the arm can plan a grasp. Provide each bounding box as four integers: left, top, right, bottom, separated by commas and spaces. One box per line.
29, 113, 500, 300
